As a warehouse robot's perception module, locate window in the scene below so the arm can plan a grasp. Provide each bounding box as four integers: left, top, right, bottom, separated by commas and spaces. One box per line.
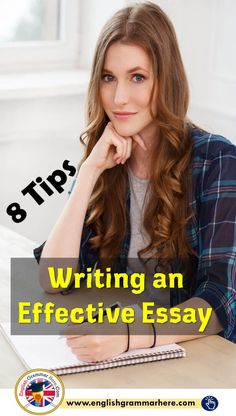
0, 0, 61, 42
0, 0, 80, 71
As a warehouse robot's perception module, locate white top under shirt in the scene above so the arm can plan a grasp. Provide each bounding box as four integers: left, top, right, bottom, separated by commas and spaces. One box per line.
127, 167, 170, 306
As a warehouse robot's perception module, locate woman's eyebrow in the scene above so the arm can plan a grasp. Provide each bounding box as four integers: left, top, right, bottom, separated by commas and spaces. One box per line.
102, 66, 149, 74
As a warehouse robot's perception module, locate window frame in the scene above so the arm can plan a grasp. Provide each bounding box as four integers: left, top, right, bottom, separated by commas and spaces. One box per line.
0, 0, 81, 72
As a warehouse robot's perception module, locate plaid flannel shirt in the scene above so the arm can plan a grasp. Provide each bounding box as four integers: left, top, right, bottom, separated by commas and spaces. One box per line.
34, 126, 236, 342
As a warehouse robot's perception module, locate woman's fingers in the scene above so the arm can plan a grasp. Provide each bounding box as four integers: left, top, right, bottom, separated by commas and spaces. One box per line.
132, 133, 147, 151
106, 128, 127, 164
120, 138, 128, 164
107, 124, 147, 165
108, 135, 124, 161
124, 137, 132, 163
113, 129, 133, 164
111, 128, 126, 162
66, 335, 88, 348
112, 135, 129, 164
70, 346, 91, 361
115, 133, 147, 164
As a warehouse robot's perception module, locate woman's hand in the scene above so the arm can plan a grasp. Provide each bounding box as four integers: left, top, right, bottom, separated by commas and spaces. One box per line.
63, 312, 154, 362
64, 320, 128, 362
83, 122, 147, 173
66, 333, 128, 362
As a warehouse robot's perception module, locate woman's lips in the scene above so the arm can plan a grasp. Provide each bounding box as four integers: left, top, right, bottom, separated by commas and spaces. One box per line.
113, 112, 137, 119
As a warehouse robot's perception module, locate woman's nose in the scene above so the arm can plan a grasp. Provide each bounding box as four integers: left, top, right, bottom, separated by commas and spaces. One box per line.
114, 81, 129, 106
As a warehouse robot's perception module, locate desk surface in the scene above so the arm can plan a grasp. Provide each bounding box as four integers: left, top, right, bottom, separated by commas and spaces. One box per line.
1, 332, 236, 388
1, 225, 236, 389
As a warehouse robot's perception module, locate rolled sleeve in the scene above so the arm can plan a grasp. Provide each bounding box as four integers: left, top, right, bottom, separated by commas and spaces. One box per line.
33, 242, 46, 264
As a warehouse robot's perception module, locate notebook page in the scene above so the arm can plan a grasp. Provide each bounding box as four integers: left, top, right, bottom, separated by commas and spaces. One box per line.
1, 323, 79, 369
1, 323, 185, 370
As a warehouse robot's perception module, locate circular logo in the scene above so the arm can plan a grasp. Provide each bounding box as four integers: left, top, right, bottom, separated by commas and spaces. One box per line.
15, 369, 64, 415
201, 396, 219, 411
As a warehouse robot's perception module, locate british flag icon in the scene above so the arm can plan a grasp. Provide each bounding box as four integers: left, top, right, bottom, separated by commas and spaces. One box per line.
25, 378, 56, 408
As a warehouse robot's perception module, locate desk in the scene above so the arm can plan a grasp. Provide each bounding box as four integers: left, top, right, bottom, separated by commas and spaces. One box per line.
1, 225, 236, 389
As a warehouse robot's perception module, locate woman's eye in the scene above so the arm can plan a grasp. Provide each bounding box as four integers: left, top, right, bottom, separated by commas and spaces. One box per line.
102, 74, 114, 82
133, 74, 145, 82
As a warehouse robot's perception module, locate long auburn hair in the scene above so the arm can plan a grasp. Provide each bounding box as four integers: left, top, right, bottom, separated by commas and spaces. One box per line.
79, 1, 197, 265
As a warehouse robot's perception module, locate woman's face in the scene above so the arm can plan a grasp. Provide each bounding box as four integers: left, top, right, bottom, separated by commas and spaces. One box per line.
100, 42, 158, 138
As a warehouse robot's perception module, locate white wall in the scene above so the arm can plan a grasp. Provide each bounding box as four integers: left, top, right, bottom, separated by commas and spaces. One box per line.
0, 96, 86, 243
79, 0, 126, 68
152, 0, 236, 139
1, 0, 235, 244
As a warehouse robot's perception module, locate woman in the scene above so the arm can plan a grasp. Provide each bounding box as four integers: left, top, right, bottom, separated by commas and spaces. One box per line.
34, 2, 236, 361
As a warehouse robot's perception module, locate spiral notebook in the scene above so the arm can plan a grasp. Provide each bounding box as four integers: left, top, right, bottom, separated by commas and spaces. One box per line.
1, 323, 185, 375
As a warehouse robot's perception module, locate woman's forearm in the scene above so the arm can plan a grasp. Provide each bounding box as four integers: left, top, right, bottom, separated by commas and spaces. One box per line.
129, 297, 222, 350
39, 162, 102, 292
